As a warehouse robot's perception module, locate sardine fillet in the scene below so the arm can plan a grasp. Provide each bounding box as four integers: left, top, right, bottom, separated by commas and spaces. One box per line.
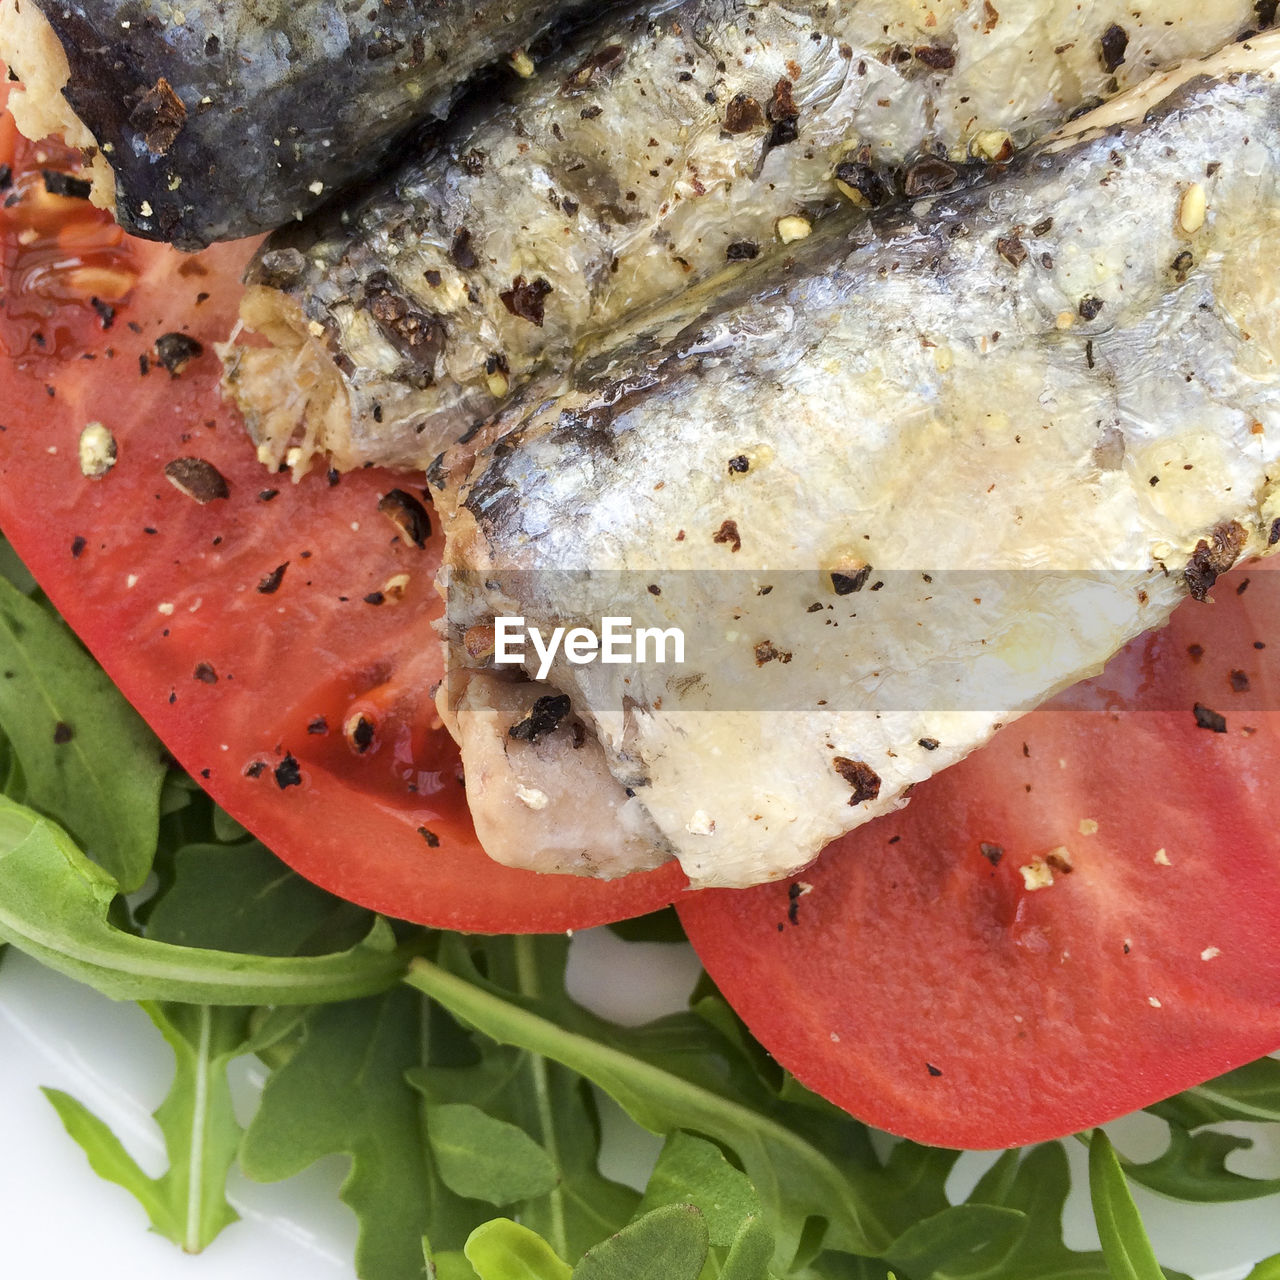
438, 37, 1280, 889
223, 0, 1267, 474
0, 0, 610, 247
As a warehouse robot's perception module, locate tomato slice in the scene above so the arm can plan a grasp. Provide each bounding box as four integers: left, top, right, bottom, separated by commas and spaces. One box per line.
0, 100, 684, 932
680, 566, 1280, 1147
8, 85, 1280, 1148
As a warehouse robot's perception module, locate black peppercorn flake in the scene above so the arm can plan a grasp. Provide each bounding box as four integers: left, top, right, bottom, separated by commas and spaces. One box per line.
42, 169, 93, 200
713, 519, 742, 552
257, 563, 289, 594
345, 714, 376, 754
378, 488, 432, 548
831, 567, 871, 595
274, 754, 303, 788
833, 756, 881, 805
500, 276, 553, 326
979, 841, 1004, 866
1099, 23, 1128, 73
1193, 703, 1227, 733
154, 332, 204, 376
509, 694, 573, 743
164, 457, 229, 504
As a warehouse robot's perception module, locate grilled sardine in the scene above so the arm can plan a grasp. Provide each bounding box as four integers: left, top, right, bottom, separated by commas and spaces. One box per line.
222, 0, 1270, 475
0, 0, 614, 247
436, 36, 1280, 888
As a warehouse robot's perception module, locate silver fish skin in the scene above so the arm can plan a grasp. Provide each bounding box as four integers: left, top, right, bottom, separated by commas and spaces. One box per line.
222, 0, 1269, 475
0, 0, 612, 248
437, 36, 1280, 889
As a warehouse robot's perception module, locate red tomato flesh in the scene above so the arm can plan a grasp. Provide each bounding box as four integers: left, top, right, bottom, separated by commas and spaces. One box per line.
0, 104, 685, 932
680, 566, 1280, 1147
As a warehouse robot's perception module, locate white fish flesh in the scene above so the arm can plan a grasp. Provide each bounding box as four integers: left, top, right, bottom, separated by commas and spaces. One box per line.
436, 36, 1280, 888
221, 0, 1270, 474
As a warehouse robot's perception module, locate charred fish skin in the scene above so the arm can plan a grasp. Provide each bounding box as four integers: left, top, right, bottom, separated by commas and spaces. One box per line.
225, 0, 1269, 476
0, 0, 613, 248
439, 38, 1280, 889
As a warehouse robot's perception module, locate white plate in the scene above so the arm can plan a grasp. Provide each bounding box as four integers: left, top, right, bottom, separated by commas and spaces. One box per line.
1, 931, 1278, 1278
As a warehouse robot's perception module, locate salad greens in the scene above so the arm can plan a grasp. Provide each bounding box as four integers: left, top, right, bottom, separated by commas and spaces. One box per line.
0, 538, 1278, 1280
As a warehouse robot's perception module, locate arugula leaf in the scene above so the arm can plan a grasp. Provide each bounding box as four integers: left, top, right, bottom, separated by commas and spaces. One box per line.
1119, 1059, 1280, 1203
43, 1002, 252, 1252
407, 941, 1019, 1272
1088, 1131, 1167, 1280
0, 573, 163, 890
0, 538, 39, 595
1148, 1058, 1280, 1128
881, 1206, 1024, 1280
411, 938, 643, 1261
462, 1218, 573, 1280
0, 796, 411, 1003
1111, 1124, 1280, 1203
634, 1131, 762, 1246
409, 944, 880, 1262
426, 1103, 559, 1204
719, 1215, 776, 1280
573, 1204, 709, 1280
144, 840, 373, 957
240, 988, 484, 1280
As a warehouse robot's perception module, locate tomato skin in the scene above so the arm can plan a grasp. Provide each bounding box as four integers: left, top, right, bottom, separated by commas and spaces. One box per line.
680, 567, 1280, 1148
0, 108, 684, 933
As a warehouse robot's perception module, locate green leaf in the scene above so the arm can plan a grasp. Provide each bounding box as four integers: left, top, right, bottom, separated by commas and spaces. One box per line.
1088, 1131, 1167, 1280
635, 1131, 761, 1248
606, 908, 688, 944
427, 1103, 559, 1204
411, 938, 643, 1262
719, 1215, 776, 1280
881, 1205, 1024, 1279
210, 805, 250, 843
407, 943, 940, 1266
573, 1204, 709, 1280
241, 989, 484, 1280
0, 574, 164, 890
1116, 1123, 1280, 1203
43, 1003, 252, 1252
431, 1251, 481, 1280
145, 840, 373, 957
0, 538, 39, 595
1148, 1058, 1280, 1127
0, 796, 411, 1004
961, 1145, 1114, 1280
1246, 1254, 1280, 1280
464, 1219, 572, 1280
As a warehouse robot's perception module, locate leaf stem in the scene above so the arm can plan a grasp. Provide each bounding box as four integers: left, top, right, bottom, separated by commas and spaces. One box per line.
513, 936, 569, 1258
185, 1005, 213, 1253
